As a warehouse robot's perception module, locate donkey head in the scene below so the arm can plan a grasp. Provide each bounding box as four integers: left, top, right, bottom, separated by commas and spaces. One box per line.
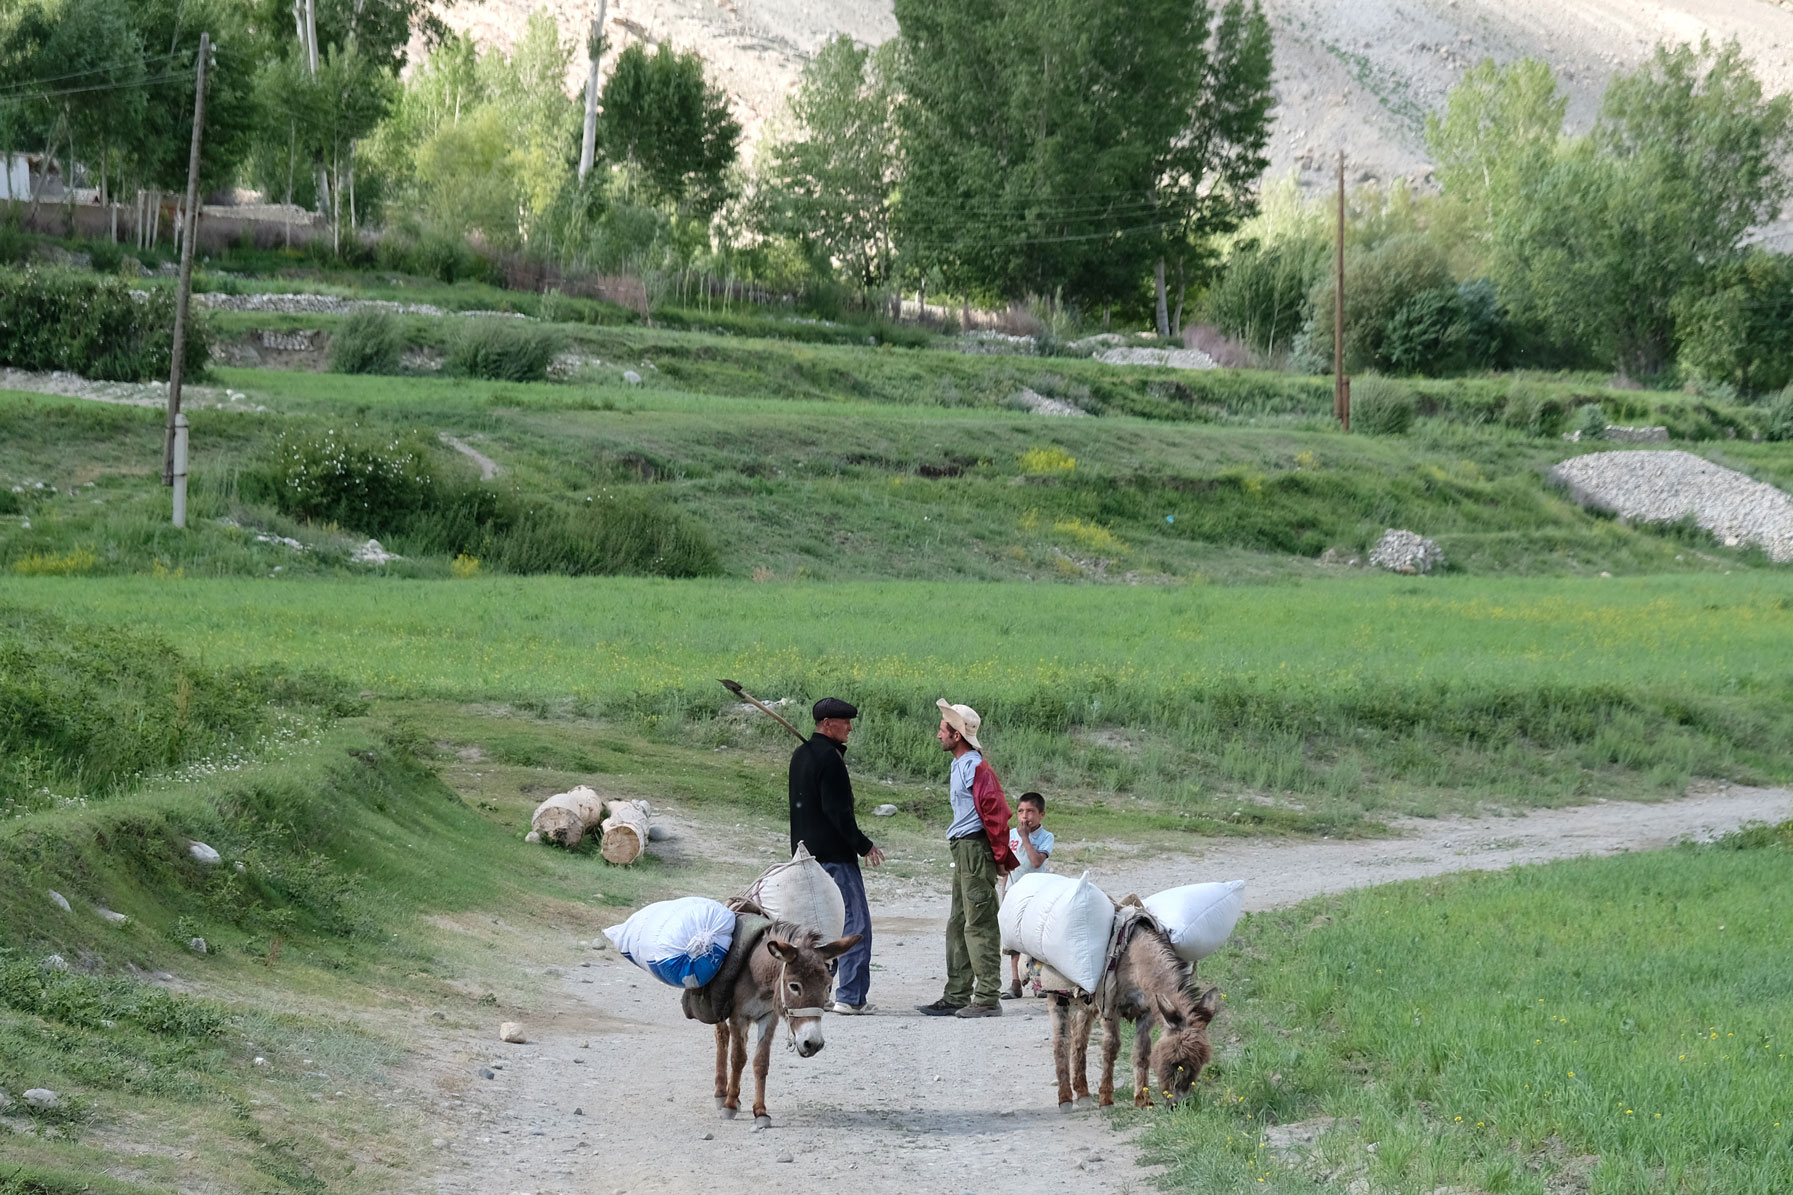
766, 934, 861, 1058
1150, 986, 1220, 1106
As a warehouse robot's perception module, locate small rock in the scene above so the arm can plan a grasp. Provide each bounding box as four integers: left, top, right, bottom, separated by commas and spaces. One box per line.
253, 1057, 267, 1067
188, 841, 222, 865
432, 1137, 447, 1148
622, 370, 642, 385
530, 1128, 544, 1136
646, 824, 671, 842
432, 1011, 446, 1020
775, 1153, 794, 1163
40, 954, 69, 971
872, 804, 898, 817
24, 1088, 58, 1110
97, 907, 129, 924
478, 1067, 497, 1080
47, 890, 71, 913
524, 831, 542, 844
701, 1132, 713, 1140
500, 1022, 527, 1044
234, 861, 246, 872
188, 937, 209, 954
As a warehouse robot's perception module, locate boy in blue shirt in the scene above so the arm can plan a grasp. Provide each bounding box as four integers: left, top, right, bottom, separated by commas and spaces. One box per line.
1001, 791, 1054, 999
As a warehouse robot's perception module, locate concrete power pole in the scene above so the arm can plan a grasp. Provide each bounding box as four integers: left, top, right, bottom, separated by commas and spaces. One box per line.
578, 0, 608, 184
164, 33, 209, 493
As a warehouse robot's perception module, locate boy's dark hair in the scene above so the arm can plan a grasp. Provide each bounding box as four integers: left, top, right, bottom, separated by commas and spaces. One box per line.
1019, 791, 1045, 812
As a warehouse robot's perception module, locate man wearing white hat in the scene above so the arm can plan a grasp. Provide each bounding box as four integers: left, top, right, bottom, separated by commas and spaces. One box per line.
918, 699, 1019, 1018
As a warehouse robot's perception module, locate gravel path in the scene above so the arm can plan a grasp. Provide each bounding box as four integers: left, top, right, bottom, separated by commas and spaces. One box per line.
417, 784, 1792, 1195
1551, 449, 1793, 562
192, 293, 527, 319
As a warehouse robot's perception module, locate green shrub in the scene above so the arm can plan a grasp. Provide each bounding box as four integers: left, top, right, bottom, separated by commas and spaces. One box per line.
1306, 233, 1456, 373
446, 319, 562, 381
329, 309, 405, 375
0, 267, 210, 381
1381, 284, 1465, 375
1765, 385, 1793, 442
1207, 237, 1328, 358
1674, 251, 1793, 396
85, 238, 125, 274
252, 426, 438, 530
1349, 374, 1415, 435
0, 213, 27, 265
1572, 401, 1608, 439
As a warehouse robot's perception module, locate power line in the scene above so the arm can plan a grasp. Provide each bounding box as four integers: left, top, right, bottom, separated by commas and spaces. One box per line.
0, 49, 193, 101
0, 68, 198, 105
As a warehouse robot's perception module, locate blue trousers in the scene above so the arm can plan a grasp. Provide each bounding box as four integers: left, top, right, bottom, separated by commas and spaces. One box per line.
819, 860, 873, 1006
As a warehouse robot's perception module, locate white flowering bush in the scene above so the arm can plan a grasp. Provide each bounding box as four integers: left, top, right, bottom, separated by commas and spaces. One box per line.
262, 427, 438, 529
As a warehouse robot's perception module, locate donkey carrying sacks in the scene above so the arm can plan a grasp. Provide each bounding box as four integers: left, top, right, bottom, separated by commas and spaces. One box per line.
605, 896, 737, 989
999, 871, 1117, 994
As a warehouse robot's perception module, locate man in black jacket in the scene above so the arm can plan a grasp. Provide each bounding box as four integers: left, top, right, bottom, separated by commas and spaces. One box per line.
790, 696, 885, 1014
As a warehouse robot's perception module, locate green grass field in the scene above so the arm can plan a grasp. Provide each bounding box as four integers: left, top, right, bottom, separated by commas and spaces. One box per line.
1143, 824, 1793, 1194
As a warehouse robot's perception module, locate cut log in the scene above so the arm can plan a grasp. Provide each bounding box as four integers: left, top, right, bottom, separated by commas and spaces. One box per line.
531, 785, 606, 847
599, 799, 650, 865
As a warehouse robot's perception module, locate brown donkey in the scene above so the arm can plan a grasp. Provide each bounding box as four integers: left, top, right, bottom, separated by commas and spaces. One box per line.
710, 920, 859, 1127
1050, 920, 1220, 1110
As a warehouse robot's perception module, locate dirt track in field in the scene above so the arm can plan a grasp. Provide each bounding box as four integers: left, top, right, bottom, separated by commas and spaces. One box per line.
419, 783, 1792, 1195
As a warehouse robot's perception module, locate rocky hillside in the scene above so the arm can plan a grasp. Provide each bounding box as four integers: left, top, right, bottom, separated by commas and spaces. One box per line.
433, 0, 1793, 244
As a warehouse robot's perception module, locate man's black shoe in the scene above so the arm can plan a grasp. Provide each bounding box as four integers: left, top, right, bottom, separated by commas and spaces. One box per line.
916, 999, 966, 1016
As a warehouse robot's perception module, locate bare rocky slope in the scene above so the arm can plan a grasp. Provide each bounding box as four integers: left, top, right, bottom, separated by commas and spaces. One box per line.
428, 0, 1793, 247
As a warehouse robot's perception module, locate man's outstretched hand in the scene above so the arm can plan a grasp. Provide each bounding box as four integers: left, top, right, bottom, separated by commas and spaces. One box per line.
865, 846, 886, 868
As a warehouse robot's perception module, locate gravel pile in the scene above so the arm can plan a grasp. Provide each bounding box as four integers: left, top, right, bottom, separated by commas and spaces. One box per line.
1369, 529, 1445, 574
1095, 346, 1217, 371
194, 292, 449, 316
1011, 387, 1088, 417
1550, 449, 1793, 563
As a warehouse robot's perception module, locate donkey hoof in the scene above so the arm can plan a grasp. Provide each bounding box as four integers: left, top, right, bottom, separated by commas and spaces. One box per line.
754, 1115, 772, 1130
1058, 1101, 1074, 1114
713, 1097, 726, 1109
720, 1106, 737, 1120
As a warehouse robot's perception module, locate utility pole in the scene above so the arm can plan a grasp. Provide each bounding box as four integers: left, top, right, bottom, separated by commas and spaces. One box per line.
163, 32, 209, 493
578, 0, 608, 184
1333, 150, 1349, 432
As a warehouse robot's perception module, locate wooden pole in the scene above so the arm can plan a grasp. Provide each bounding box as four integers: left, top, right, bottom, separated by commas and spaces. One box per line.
163, 33, 208, 488
1334, 150, 1348, 432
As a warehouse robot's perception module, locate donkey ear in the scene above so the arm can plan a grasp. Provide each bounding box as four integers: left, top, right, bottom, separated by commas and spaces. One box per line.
1191, 987, 1221, 1021
1154, 993, 1187, 1031
766, 938, 798, 963
818, 934, 862, 961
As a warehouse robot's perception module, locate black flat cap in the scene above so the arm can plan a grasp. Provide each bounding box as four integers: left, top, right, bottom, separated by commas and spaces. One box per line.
812, 697, 858, 722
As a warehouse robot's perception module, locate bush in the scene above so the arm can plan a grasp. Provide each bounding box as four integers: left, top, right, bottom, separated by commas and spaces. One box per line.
1349, 374, 1416, 435
1765, 385, 1793, 442
1306, 233, 1456, 373
1499, 379, 1561, 437
251, 427, 438, 531
0, 214, 27, 266
1674, 251, 1793, 396
85, 238, 125, 274
1207, 237, 1328, 358
330, 309, 404, 375
1572, 402, 1608, 440
446, 319, 562, 381
0, 267, 210, 381
1381, 285, 1466, 375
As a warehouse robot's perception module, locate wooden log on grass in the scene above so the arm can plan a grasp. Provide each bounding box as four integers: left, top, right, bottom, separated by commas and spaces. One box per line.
531, 785, 606, 847
599, 799, 650, 865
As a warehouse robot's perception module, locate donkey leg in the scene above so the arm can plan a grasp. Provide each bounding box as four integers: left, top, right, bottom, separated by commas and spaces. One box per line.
721, 1020, 747, 1118
714, 1023, 730, 1107
751, 1017, 776, 1126
1051, 997, 1075, 1110
1072, 1008, 1096, 1104
1098, 1012, 1122, 1107
1133, 1015, 1155, 1108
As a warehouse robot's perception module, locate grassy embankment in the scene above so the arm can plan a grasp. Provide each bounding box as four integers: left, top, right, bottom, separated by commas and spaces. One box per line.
5, 573, 1791, 835
1142, 823, 1793, 1195
2, 346, 1784, 583
0, 608, 666, 1193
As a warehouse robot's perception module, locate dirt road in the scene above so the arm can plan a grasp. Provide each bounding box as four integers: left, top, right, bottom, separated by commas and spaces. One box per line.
422, 784, 1791, 1195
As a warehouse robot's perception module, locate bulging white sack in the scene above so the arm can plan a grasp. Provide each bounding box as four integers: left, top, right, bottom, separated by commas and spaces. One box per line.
604, 896, 736, 989
1144, 880, 1246, 963
999, 871, 1115, 993
739, 843, 846, 941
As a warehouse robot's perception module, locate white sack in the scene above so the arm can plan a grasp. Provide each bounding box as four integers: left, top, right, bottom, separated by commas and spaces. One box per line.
739, 843, 847, 941
1144, 880, 1246, 963
603, 896, 736, 989
998, 871, 1115, 993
